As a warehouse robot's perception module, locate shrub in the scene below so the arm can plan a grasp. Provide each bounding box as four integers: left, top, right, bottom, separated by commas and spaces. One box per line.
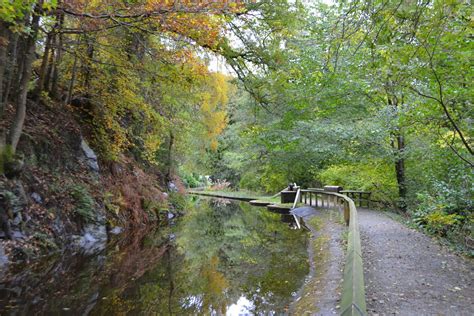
260, 167, 287, 193
239, 171, 262, 192
0, 145, 14, 174
168, 192, 187, 211
70, 184, 96, 222
319, 161, 398, 204
210, 179, 231, 191
103, 191, 121, 215
424, 211, 463, 236
182, 173, 202, 188
412, 182, 473, 250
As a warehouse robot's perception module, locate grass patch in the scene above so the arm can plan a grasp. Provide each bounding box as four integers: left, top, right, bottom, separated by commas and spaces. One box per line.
189, 189, 278, 202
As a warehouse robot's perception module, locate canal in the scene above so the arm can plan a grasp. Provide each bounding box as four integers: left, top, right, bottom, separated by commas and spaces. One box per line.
0, 197, 310, 315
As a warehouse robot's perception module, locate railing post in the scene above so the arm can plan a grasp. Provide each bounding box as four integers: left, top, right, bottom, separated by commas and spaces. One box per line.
344, 201, 350, 226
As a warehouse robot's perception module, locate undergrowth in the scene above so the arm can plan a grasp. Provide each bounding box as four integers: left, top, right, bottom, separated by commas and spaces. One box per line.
69, 184, 96, 223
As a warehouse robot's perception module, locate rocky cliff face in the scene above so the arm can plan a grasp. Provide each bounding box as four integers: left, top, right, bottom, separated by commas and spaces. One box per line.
0, 100, 167, 267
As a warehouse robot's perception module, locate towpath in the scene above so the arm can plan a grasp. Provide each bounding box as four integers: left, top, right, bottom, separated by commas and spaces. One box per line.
358, 209, 474, 316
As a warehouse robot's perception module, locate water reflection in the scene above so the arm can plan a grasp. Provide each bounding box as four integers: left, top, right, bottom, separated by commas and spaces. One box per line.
0, 198, 309, 315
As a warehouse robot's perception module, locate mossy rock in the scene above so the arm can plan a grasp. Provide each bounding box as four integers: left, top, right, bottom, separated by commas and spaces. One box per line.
249, 200, 273, 206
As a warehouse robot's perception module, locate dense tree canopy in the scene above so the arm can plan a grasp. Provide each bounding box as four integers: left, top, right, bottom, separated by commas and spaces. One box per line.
0, 0, 472, 243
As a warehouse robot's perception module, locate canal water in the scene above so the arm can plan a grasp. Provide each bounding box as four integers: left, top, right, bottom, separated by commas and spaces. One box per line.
0, 197, 310, 315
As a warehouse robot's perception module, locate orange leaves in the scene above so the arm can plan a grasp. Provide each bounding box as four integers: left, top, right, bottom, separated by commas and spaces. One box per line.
61, 0, 245, 48
145, 0, 247, 14
160, 12, 224, 48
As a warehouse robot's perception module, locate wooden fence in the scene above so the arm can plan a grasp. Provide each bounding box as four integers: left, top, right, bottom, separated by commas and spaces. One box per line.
294, 189, 367, 316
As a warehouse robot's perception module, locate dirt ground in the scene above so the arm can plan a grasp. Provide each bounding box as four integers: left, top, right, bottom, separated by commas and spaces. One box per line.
358, 209, 474, 316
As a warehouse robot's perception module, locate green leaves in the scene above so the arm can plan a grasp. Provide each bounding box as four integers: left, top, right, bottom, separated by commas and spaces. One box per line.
0, 1, 34, 22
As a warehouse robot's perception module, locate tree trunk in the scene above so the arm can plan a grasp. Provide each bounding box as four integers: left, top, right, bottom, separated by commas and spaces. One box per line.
36, 32, 53, 98
166, 131, 174, 183
3, 33, 19, 106
44, 44, 55, 94
8, 1, 43, 152
392, 132, 407, 211
14, 35, 27, 96
83, 40, 94, 93
65, 55, 78, 106
0, 21, 9, 117
50, 10, 64, 99
386, 92, 408, 211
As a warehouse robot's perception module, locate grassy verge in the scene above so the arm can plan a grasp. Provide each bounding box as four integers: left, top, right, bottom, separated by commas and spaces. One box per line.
188, 189, 279, 203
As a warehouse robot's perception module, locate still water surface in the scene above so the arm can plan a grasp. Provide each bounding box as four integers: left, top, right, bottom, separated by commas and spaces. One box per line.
0, 197, 309, 315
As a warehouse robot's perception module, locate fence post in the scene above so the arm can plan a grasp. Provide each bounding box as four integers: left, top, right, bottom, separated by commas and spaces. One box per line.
344, 201, 350, 226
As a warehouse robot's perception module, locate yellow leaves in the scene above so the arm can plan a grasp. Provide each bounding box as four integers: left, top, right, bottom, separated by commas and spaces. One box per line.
142, 134, 162, 163
211, 72, 230, 105
61, 0, 239, 165
199, 73, 233, 151
161, 12, 225, 48
436, 130, 471, 149
143, 0, 173, 11
87, 62, 165, 162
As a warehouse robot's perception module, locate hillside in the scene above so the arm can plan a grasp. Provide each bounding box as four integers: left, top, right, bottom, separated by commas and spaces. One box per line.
0, 97, 173, 263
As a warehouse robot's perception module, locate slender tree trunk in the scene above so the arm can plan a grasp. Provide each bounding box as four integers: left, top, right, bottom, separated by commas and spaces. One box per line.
0, 21, 9, 117
8, 1, 43, 152
387, 92, 407, 211
392, 133, 407, 211
0, 22, 11, 159
3, 33, 19, 106
44, 44, 55, 93
166, 131, 174, 182
65, 55, 78, 106
50, 9, 64, 99
83, 40, 94, 93
36, 32, 53, 98
12, 35, 26, 102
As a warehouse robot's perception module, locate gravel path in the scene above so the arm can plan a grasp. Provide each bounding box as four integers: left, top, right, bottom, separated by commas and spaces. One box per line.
358, 209, 474, 316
